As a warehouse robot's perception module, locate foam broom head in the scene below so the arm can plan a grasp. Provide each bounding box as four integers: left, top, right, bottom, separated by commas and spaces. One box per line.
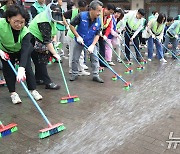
140, 60, 147, 65
124, 82, 132, 90
60, 95, 80, 104
39, 123, 65, 139
0, 121, 18, 138
112, 74, 122, 81
124, 68, 133, 74
127, 61, 133, 66
137, 65, 144, 70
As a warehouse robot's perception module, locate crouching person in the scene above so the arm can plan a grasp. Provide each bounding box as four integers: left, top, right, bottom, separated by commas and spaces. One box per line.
0, 5, 42, 104
69, 0, 104, 83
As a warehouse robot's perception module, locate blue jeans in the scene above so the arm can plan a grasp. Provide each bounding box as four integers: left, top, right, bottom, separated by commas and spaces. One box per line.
148, 36, 164, 59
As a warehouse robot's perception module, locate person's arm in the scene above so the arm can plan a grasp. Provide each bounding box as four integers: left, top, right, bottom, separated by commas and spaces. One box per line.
63, 9, 73, 19
147, 19, 154, 36
132, 24, 143, 39
167, 22, 178, 36
19, 33, 32, 68
69, 13, 81, 37
30, 6, 38, 19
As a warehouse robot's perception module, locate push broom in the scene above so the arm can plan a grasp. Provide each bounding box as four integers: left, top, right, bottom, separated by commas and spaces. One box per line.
54, 43, 80, 104
104, 39, 133, 77
125, 31, 147, 65
0, 121, 17, 138
7, 60, 65, 139
84, 44, 131, 90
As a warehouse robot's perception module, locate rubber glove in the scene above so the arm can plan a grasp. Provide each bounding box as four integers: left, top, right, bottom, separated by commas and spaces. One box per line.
87, 44, 95, 53
17, 67, 26, 82
0, 50, 9, 61
77, 36, 84, 44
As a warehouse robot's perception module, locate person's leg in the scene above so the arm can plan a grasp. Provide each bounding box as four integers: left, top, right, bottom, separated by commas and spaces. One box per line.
105, 39, 113, 62
98, 37, 106, 67
147, 37, 154, 60
171, 38, 178, 58
125, 32, 131, 60
163, 35, 170, 54
133, 35, 141, 60
154, 39, 164, 60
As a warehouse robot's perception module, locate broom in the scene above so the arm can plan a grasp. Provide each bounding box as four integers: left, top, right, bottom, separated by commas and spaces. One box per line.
8, 60, 65, 139
84, 44, 131, 90
0, 121, 17, 138
54, 43, 80, 104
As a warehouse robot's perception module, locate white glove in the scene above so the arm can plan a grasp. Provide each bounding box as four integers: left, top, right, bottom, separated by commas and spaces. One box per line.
87, 44, 95, 53
0, 50, 9, 61
175, 35, 179, 39
152, 34, 156, 39
53, 54, 61, 61
130, 36, 135, 41
17, 67, 26, 82
77, 36, 84, 44
103, 35, 108, 41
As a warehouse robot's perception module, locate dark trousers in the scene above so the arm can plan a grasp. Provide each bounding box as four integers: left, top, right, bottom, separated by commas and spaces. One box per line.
98, 37, 106, 67
125, 31, 141, 60
1, 52, 36, 93
31, 50, 52, 85
138, 31, 146, 45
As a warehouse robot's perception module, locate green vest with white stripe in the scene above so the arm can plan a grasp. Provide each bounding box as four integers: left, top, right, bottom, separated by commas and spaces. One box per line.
127, 15, 141, 31
0, 18, 29, 53
29, 11, 57, 42
151, 20, 164, 36
32, 1, 46, 14
67, 8, 79, 38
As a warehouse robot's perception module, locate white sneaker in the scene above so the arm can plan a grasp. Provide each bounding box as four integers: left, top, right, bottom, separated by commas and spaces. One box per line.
69, 69, 72, 74
108, 61, 115, 66
78, 70, 90, 76
31, 90, 43, 101
160, 58, 167, 63
83, 65, 88, 70
11, 92, 22, 104
147, 58, 152, 62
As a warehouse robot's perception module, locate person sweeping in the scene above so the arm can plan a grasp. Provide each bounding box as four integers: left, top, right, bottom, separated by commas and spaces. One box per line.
0, 5, 42, 104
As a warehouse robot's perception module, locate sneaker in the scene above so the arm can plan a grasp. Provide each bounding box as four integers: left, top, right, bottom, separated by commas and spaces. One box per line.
147, 58, 152, 62
92, 76, 104, 83
11, 92, 22, 104
117, 58, 122, 63
83, 65, 88, 70
69, 69, 72, 74
45, 83, 60, 90
78, 70, 90, 76
160, 58, 167, 63
70, 75, 78, 81
31, 90, 43, 101
108, 61, 115, 66
36, 80, 44, 85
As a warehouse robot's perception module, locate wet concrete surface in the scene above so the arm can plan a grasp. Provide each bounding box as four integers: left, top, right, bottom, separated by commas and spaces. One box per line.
0, 47, 180, 154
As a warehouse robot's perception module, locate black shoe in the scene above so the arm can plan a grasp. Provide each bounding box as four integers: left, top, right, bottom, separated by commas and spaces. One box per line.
92, 76, 104, 83
69, 75, 78, 81
36, 80, 45, 85
45, 83, 60, 90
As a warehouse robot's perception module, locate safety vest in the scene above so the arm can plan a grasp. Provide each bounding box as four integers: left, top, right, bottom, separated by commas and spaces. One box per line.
0, 18, 29, 53
127, 14, 141, 32
32, 1, 46, 14
108, 15, 116, 39
76, 11, 101, 46
67, 8, 79, 38
29, 11, 57, 42
151, 20, 164, 36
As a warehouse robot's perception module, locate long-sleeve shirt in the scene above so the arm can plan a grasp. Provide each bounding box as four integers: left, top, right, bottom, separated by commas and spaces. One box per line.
123, 10, 144, 38
167, 20, 180, 37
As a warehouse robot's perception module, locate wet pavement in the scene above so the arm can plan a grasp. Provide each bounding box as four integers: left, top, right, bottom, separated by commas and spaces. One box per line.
0, 47, 180, 154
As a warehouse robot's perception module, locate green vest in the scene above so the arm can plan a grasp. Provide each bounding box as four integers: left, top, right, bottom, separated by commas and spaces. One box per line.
67, 8, 79, 38
0, 5, 6, 12
29, 11, 57, 42
127, 14, 141, 31
0, 18, 29, 53
151, 20, 164, 35
32, 1, 46, 14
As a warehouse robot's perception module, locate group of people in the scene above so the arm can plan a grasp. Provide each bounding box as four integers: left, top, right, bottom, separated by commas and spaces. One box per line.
0, 0, 179, 104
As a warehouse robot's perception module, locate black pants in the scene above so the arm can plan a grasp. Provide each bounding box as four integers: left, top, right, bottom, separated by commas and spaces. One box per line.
98, 37, 106, 67
138, 31, 146, 45
1, 52, 36, 93
31, 50, 52, 85
125, 31, 141, 60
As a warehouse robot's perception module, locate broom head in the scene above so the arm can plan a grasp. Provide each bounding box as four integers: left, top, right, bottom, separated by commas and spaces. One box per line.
0, 123, 18, 138
60, 95, 80, 104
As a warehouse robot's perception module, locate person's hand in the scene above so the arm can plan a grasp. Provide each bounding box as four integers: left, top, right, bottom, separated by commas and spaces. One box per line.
0, 50, 9, 61
152, 34, 156, 39
130, 36, 134, 42
87, 44, 95, 53
77, 36, 84, 44
103, 35, 108, 41
53, 54, 61, 61
17, 67, 26, 82
175, 35, 179, 39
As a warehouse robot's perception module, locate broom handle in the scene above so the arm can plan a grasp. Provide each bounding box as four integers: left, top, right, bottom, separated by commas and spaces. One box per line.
7, 60, 52, 127
0, 121, 5, 129
58, 61, 71, 96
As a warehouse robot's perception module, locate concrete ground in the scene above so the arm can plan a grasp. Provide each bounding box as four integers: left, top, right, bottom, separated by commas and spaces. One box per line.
0, 46, 180, 154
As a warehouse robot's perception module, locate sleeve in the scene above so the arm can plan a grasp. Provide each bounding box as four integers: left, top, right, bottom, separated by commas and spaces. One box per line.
70, 13, 81, 27
63, 10, 72, 19
132, 20, 144, 38
19, 33, 32, 68
110, 21, 119, 37
147, 20, 154, 36
38, 22, 52, 44
167, 22, 178, 36
30, 6, 38, 19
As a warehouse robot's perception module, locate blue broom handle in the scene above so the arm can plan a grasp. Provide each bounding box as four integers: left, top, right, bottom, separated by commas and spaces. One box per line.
8, 60, 51, 126
125, 31, 145, 60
